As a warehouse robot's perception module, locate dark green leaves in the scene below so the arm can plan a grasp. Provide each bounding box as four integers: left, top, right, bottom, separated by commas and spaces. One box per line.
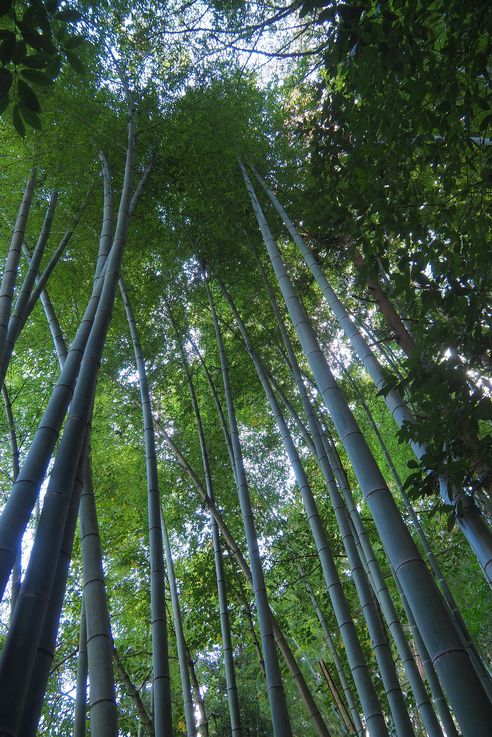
12, 103, 25, 136
0, 0, 87, 133
65, 49, 86, 75
0, 67, 12, 96
20, 68, 52, 85
0, 31, 15, 63
17, 79, 40, 112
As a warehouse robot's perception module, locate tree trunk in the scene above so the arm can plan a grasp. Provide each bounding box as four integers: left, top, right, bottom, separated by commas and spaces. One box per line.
353, 248, 416, 358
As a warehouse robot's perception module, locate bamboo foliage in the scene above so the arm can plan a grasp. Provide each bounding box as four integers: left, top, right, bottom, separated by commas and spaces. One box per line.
0, 43, 489, 737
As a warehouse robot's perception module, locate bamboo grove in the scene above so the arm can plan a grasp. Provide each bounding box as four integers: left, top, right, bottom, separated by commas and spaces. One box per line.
0, 1, 491, 736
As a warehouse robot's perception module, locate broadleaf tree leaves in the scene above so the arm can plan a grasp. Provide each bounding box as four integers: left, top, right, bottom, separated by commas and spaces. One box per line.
0, 32, 15, 63
17, 79, 41, 112
23, 52, 51, 69
20, 68, 52, 86
65, 49, 86, 76
12, 104, 25, 136
54, 8, 82, 23
64, 35, 85, 50
0, 67, 12, 96
18, 101, 41, 129
0, 1, 88, 132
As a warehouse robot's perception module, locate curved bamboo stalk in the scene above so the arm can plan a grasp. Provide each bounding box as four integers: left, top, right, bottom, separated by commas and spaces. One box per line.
242, 164, 492, 736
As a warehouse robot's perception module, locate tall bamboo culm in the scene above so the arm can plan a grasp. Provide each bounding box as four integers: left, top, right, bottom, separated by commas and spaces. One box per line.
202, 269, 293, 737
167, 301, 242, 737
255, 256, 443, 737
0, 108, 136, 736
160, 509, 197, 737
254, 168, 492, 587
242, 163, 492, 736
120, 278, 173, 737
156, 407, 333, 737
220, 280, 398, 737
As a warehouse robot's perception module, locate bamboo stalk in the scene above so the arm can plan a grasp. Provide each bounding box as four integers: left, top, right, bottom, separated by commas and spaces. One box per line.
242, 164, 492, 735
